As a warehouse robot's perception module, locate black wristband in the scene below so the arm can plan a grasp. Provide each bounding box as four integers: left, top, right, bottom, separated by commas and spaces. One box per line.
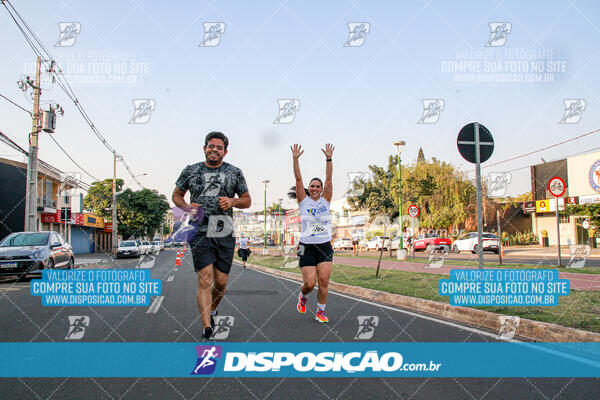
326, 158, 332, 162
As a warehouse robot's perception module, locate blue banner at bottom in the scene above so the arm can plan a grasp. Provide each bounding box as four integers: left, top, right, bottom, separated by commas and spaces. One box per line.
1, 342, 599, 377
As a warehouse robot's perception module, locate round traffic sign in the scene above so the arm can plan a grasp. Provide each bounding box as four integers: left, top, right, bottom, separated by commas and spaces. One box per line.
408, 204, 419, 218
548, 176, 566, 197
457, 123, 494, 164
583, 220, 590, 230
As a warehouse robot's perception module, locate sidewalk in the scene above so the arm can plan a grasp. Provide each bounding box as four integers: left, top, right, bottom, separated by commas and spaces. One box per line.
333, 256, 600, 292
74, 252, 112, 267
503, 245, 600, 258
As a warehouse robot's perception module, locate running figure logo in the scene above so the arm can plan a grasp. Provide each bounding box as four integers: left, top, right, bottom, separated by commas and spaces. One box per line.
129, 99, 156, 124
425, 249, 446, 269
191, 345, 223, 375
497, 316, 520, 340
418, 99, 444, 124
274, 99, 300, 124
201, 173, 225, 196
559, 99, 586, 124
212, 316, 235, 340
488, 172, 512, 197
344, 23, 370, 47
485, 22, 512, 47
567, 245, 591, 269
65, 316, 90, 340
345, 172, 371, 197
281, 244, 302, 269
199, 23, 226, 47
55, 22, 81, 47
354, 316, 379, 340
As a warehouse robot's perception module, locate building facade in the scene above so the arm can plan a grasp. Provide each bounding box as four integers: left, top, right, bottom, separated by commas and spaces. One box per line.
528, 150, 600, 246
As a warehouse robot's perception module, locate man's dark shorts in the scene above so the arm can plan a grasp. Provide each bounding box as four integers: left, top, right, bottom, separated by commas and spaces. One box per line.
189, 235, 235, 274
298, 241, 334, 267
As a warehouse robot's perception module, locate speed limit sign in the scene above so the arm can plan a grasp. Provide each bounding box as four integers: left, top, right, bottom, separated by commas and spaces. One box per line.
408, 204, 419, 218
548, 176, 566, 197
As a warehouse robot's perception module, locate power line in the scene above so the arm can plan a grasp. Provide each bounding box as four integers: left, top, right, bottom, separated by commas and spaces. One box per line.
482, 128, 600, 169
2, 0, 146, 190
0, 128, 91, 189
0, 92, 31, 115
46, 133, 100, 181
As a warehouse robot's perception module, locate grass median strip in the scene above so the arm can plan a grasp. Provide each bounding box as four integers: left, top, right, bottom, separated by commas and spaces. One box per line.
238, 254, 600, 334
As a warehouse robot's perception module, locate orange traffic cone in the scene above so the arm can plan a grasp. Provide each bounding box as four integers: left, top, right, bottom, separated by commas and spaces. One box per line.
175, 253, 182, 266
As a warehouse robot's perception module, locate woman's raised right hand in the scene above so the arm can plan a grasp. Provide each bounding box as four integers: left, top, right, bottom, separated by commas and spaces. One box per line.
290, 144, 304, 158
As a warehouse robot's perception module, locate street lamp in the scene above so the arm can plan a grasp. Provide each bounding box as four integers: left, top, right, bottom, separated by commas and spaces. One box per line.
278, 197, 283, 245
262, 180, 270, 254
393, 141, 406, 252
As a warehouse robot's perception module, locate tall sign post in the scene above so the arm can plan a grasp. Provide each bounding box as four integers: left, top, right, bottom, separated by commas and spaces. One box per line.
548, 176, 566, 267
457, 122, 495, 269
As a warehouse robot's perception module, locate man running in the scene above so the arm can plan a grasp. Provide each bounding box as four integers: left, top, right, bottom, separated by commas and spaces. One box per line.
237, 233, 250, 268
291, 143, 334, 323
173, 131, 251, 340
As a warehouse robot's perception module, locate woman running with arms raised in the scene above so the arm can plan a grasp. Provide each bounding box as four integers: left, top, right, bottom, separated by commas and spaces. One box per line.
291, 143, 334, 323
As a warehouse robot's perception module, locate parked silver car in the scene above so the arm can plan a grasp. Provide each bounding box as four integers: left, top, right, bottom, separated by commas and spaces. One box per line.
0, 231, 75, 280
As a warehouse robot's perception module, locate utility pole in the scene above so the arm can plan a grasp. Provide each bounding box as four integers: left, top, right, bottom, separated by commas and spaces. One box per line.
24, 56, 42, 232
111, 153, 118, 256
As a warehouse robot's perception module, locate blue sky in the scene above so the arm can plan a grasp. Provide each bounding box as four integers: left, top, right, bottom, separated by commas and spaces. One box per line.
1, 0, 599, 211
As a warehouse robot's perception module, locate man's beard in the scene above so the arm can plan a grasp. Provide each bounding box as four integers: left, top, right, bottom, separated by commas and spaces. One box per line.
205, 153, 223, 165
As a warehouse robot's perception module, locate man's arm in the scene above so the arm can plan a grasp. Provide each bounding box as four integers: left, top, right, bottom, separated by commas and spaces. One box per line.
235, 192, 251, 209
172, 188, 191, 212
218, 192, 251, 210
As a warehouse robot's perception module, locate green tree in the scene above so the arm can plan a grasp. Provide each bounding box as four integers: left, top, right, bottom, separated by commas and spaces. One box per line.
347, 155, 416, 273
417, 147, 425, 164
83, 179, 124, 220
348, 155, 478, 253
83, 180, 170, 240
117, 189, 170, 239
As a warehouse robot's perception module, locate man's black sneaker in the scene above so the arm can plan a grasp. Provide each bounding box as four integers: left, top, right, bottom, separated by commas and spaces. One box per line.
203, 326, 213, 340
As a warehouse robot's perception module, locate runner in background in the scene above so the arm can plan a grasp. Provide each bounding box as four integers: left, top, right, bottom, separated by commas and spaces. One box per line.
237, 233, 250, 268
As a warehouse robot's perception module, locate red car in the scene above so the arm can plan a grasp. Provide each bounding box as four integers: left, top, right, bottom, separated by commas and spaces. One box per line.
412, 233, 452, 252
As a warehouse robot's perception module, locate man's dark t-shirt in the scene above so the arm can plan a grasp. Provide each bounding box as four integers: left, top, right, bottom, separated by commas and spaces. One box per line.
175, 161, 248, 238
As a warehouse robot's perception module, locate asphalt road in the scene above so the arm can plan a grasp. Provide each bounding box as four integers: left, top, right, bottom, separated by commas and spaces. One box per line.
0, 249, 598, 399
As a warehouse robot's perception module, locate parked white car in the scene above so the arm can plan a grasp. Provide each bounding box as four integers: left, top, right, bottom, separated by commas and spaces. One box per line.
141, 241, 152, 255
116, 240, 141, 259
151, 240, 163, 251
452, 232, 500, 254
332, 238, 353, 250
364, 236, 390, 251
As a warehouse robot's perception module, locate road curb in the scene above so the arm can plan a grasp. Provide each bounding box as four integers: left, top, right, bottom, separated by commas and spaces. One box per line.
245, 262, 600, 343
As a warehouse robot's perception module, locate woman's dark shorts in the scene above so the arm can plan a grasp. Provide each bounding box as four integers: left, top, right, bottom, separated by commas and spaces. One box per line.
238, 248, 251, 261
189, 235, 235, 274
298, 241, 334, 267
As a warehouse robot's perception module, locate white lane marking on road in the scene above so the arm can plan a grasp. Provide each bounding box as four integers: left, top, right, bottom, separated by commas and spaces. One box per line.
167, 276, 174, 282
236, 262, 508, 341
146, 296, 164, 314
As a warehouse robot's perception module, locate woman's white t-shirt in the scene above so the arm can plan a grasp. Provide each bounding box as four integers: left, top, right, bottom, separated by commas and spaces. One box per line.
299, 196, 332, 244
239, 237, 249, 249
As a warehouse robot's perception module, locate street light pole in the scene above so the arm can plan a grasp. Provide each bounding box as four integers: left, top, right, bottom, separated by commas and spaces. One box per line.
394, 141, 406, 253
262, 180, 270, 254
112, 153, 118, 256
